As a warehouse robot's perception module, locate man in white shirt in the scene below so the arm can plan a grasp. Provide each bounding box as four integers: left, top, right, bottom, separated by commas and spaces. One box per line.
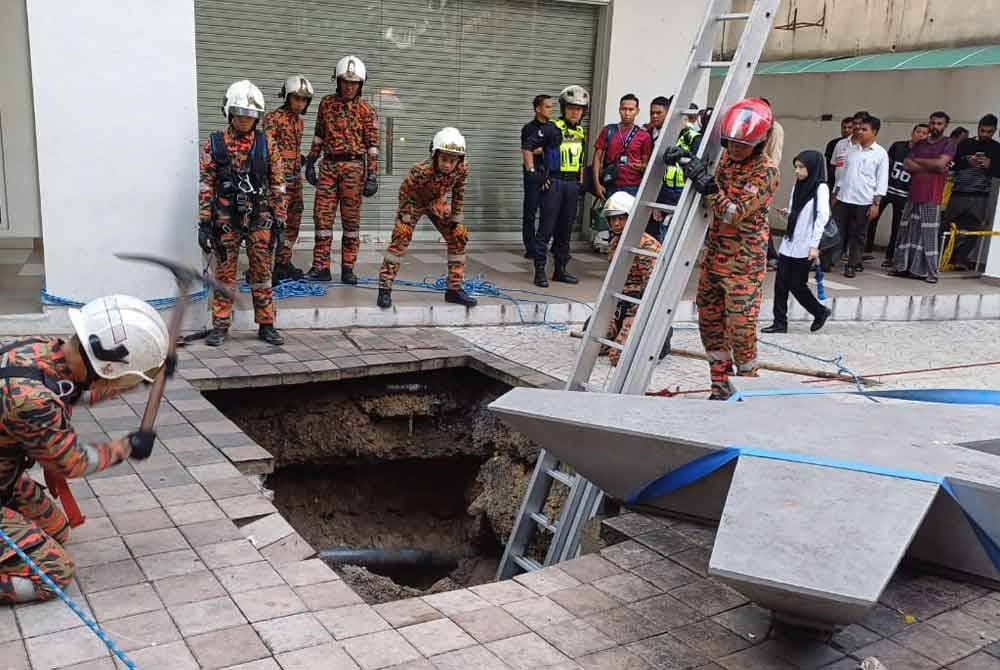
832, 114, 889, 278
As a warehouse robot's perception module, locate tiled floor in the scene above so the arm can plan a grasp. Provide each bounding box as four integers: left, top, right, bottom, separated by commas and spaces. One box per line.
2, 327, 999, 669
0, 241, 44, 315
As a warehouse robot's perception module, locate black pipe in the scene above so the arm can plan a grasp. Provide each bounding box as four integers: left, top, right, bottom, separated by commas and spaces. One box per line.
319, 547, 460, 571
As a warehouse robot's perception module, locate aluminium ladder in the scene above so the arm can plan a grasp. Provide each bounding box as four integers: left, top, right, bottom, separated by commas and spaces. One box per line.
497, 0, 780, 581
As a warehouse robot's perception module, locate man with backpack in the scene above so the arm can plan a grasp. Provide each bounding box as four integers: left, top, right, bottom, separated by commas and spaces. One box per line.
592, 94, 653, 201
197, 80, 287, 347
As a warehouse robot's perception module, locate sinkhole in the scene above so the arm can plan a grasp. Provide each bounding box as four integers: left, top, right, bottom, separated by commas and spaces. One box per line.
204, 367, 542, 603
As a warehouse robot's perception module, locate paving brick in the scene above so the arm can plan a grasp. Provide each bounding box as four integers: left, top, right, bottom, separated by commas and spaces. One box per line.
179, 518, 245, 547
253, 612, 334, 654
592, 573, 660, 604
219, 494, 278, 520
634, 528, 695, 557
154, 569, 227, 606
427, 644, 508, 670
101, 608, 180, 652
549, 584, 623, 618
762, 637, 844, 669
893, 621, 981, 665
860, 603, 910, 637
25, 625, 110, 670
197, 539, 264, 569
670, 619, 752, 658
669, 546, 712, 577
852, 638, 938, 670
137, 548, 207, 581
0, 640, 29, 670
233, 584, 307, 622
577, 646, 653, 670
76, 558, 145, 594
715, 642, 798, 669
485, 632, 570, 670
631, 558, 701, 591
59, 658, 115, 670
374, 597, 444, 628
176, 448, 229, 467
600, 541, 662, 570
538, 618, 617, 658
139, 465, 196, 490
15, 595, 92, 637
712, 604, 774, 643
189, 461, 244, 483
88, 582, 163, 621
165, 500, 226, 525
169, 595, 247, 637
64, 516, 117, 545
214, 560, 285, 594
260, 531, 314, 565
276, 558, 340, 587
950, 652, 1000, 669
122, 639, 199, 669
219, 660, 281, 670
68, 537, 131, 568
108, 508, 173, 535
341, 628, 423, 670
469, 579, 536, 606
585, 607, 668, 645
421, 589, 491, 619
90, 474, 148, 498
514, 566, 581, 596
97, 490, 160, 514
122, 527, 190, 557
604, 513, 665, 538
503, 596, 575, 629
0, 607, 18, 643
558, 554, 624, 584
187, 623, 271, 669
241, 513, 295, 549
928, 608, 1000, 644
274, 642, 361, 670
669, 579, 749, 616
203, 476, 260, 500
294, 579, 365, 611
315, 604, 391, 640
151, 482, 211, 506
450, 605, 529, 643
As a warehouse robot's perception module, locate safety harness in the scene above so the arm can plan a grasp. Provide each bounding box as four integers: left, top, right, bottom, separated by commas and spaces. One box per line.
210, 130, 271, 228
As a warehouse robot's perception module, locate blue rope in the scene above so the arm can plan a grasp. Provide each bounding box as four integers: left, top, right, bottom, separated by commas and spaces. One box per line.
41, 288, 207, 311
0, 526, 137, 669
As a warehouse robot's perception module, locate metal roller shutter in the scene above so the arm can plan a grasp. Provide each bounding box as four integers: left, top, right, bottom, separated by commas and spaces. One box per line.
194, 0, 597, 244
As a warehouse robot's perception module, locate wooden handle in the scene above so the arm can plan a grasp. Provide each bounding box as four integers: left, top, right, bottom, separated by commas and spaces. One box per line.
140, 283, 190, 432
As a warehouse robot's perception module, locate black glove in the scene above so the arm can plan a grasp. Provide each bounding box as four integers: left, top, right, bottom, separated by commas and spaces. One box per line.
164, 353, 177, 378
663, 145, 690, 166
682, 156, 718, 196
363, 173, 379, 197
198, 222, 214, 254
305, 155, 318, 186
127, 430, 156, 460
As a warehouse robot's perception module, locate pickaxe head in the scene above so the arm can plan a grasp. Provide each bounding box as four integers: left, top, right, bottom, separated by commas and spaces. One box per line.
116, 253, 234, 300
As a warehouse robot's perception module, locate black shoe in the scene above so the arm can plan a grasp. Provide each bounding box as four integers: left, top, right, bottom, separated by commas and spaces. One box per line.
272, 262, 304, 285
552, 263, 578, 285
854, 264, 864, 273
862, 254, 874, 261
881, 259, 894, 269
811, 307, 831, 332
888, 270, 910, 278
340, 266, 358, 285
205, 328, 228, 347
376, 288, 392, 309
257, 324, 284, 346
761, 323, 787, 334
304, 266, 332, 282
844, 266, 856, 278
534, 262, 549, 288
445, 288, 477, 307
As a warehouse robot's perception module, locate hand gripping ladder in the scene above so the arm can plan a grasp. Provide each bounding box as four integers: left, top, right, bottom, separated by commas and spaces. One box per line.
497, 0, 779, 581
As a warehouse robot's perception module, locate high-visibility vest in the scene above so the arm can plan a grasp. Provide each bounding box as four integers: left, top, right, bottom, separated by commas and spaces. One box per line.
554, 118, 585, 173
663, 126, 700, 188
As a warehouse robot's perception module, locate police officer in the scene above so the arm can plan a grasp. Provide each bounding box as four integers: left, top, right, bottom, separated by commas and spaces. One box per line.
377, 128, 476, 309
1, 295, 168, 604
651, 104, 702, 240
264, 75, 314, 284
198, 80, 287, 347
533, 85, 589, 288
304, 55, 379, 284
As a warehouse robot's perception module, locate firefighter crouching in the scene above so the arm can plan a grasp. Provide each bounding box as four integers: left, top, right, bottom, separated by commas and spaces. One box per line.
1, 295, 168, 604
377, 127, 477, 309
198, 80, 287, 347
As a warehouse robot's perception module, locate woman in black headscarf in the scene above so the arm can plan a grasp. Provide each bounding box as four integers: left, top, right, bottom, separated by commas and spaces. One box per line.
762, 150, 833, 333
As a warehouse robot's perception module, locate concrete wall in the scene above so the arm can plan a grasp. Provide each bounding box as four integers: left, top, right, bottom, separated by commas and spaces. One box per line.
26, 0, 201, 302
724, 0, 1000, 60
0, 1, 42, 238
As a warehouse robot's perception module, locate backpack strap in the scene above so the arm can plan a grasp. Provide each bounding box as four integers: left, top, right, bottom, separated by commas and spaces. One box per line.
209, 131, 230, 169
249, 131, 269, 194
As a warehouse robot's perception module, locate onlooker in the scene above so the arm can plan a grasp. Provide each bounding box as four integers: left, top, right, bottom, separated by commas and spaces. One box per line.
876, 123, 929, 268
652, 103, 701, 240
520, 95, 558, 257
593, 94, 653, 200
950, 127, 970, 146
832, 114, 888, 277
825, 117, 854, 188
895, 111, 956, 283
824, 110, 870, 269
762, 150, 831, 334
942, 114, 1000, 270
645, 95, 672, 144
941, 126, 971, 212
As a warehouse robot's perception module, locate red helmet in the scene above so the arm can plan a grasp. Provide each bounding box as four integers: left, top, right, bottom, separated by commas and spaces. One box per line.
720, 98, 773, 146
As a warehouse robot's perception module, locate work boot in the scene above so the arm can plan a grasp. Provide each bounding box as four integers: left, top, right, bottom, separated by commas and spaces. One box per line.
376, 288, 392, 309
257, 324, 284, 346
304, 266, 332, 282
533, 262, 549, 288
708, 380, 737, 401
272, 262, 303, 285
552, 261, 578, 285
341, 266, 358, 285
445, 288, 477, 307
810, 307, 832, 333
205, 328, 228, 347
761, 323, 787, 334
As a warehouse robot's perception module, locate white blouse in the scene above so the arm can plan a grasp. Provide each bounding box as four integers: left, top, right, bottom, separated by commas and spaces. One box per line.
778, 183, 830, 259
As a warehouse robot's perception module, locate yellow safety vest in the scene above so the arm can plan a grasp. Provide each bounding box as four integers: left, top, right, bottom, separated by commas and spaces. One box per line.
664, 126, 700, 188
554, 118, 585, 173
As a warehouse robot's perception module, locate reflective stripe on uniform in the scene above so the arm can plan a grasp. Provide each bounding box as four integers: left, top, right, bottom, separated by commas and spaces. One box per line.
447, 253, 467, 263
315, 230, 334, 239
248, 282, 272, 290
706, 350, 731, 361
383, 251, 404, 264
343, 231, 360, 239
737, 360, 758, 373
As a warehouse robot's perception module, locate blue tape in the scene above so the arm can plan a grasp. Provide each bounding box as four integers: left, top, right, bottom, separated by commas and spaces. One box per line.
729, 387, 1000, 406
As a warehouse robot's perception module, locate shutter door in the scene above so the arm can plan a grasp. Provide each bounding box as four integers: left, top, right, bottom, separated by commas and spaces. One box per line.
195, 0, 597, 243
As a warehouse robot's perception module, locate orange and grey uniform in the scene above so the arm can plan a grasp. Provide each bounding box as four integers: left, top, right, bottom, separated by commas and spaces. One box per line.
199, 128, 286, 328
378, 159, 469, 291
604, 225, 661, 366
696, 151, 779, 396
263, 105, 305, 266
0, 339, 129, 604
308, 94, 379, 272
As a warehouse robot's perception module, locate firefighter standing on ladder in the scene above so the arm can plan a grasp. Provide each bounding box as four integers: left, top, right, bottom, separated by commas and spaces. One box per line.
681, 98, 779, 400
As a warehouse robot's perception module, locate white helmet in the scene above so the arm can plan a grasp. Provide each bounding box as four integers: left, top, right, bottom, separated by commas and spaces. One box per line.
68, 295, 170, 383
279, 75, 314, 100
603, 191, 636, 217
222, 80, 265, 119
431, 127, 466, 157
335, 55, 367, 83
559, 85, 590, 108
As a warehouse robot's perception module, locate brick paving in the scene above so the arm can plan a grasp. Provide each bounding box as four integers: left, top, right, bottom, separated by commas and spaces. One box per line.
2, 326, 999, 668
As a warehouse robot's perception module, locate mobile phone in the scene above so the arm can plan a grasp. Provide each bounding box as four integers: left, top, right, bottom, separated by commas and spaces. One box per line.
975, 152, 986, 158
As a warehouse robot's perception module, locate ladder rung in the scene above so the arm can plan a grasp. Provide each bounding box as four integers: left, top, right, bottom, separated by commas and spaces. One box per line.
717, 12, 750, 21
629, 247, 659, 258
546, 469, 576, 487
646, 202, 676, 212
513, 555, 542, 572
595, 337, 624, 351
700, 61, 732, 69
612, 292, 642, 305
530, 512, 557, 533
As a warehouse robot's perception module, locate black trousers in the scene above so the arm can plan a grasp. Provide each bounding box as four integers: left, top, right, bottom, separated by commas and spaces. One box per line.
522, 170, 544, 252
772, 254, 825, 325
835, 201, 870, 268
873, 194, 907, 260
535, 179, 579, 263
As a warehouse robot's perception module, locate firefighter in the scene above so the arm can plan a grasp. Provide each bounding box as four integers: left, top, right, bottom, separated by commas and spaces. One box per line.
198, 80, 287, 347
303, 55, 380, 284
682, 98, 779, 400
0, 295, 168, 604
533, 85, 589, 288
264, 75, 314, 284
376, 127, 477, 309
